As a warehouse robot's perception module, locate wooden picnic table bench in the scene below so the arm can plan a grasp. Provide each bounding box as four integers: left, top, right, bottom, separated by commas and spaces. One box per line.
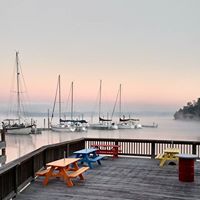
73, 148, 104, 169
155, 148, 180, 167
90, 144, 121, 158
35, 158, 89, 187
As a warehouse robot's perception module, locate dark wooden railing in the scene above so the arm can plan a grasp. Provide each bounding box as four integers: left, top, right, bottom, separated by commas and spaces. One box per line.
0, 138, 85, 200
1, 137, 200, 200
85, 138, 200, 158
0, 130, 6, 165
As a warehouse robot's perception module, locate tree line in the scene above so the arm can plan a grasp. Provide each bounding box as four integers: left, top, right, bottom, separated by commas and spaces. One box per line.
174, 98, 200, 120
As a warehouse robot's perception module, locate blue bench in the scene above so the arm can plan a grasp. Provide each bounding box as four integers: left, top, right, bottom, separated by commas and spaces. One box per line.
89, 156, 104, 164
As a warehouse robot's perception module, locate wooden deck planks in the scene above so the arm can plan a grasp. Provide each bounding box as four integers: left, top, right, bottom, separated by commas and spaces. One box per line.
15, 157, 200, 200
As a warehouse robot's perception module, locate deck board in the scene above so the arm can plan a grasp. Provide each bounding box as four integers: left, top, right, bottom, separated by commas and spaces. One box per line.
15, 157, 200, 200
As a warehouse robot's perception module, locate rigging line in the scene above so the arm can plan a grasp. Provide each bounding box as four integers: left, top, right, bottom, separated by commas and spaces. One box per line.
8, 58, 17, 117
64, 82, 71, 119
18, 58, 29, 118
91, 81, 100, 121
99, 80, 102, 120
111, 86, 120, 120
19, 78, 26, 117
18, 55, 32, 110
16, 52, 21, 122
51, 76, 59, 123
70, 82, 73, 118
20, 90, 30, 119
66, 84, 71, 117
20, 99, 26, 119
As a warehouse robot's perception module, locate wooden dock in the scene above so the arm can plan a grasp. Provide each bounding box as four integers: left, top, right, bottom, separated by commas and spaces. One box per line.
15, 157, 200, 200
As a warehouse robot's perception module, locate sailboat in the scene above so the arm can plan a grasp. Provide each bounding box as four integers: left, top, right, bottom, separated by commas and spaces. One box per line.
59, 81, 88, 132
89, 80, 118, 130
2, 52, 34, 134
50, 76, 76, 132
116, 84, 142, 129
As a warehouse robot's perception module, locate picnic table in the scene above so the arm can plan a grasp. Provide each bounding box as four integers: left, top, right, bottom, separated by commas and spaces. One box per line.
36, 158, 89, 187
73, 148, 104, 169
90, 144, 121, 158
155, 147, 180, 167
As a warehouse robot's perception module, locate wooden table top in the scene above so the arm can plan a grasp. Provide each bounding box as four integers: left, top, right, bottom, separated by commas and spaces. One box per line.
73, 148, 97, 154
46, 158, 80, 167
164, 148, 180, 154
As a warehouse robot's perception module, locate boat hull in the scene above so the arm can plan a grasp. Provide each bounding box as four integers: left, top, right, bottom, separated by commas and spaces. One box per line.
135, 124, 142, 129
142, 124, 158, 128
5, 126, 32, 135
75, 125, 88, 132
117, 122, 142, 129
89, 123, 118, 130
51, 125, 75, 132
117, 123, 135, 129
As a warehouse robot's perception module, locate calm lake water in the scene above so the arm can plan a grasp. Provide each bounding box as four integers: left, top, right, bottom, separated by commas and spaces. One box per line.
2, 114, 200, 163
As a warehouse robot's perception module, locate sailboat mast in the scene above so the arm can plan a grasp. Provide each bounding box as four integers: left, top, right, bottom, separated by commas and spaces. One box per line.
16, 52, 21, 124
58, 75, 61, 121
71, 82, 74, 120
119, 84, 122, 119
99, 80, 102, 122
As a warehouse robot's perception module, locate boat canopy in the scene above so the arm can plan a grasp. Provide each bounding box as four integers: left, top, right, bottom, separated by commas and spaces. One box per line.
119, 118, 140, 122
99, 117, 112, 122
60, 119, 88, 123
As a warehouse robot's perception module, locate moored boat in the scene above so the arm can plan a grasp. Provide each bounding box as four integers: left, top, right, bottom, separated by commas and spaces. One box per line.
2, 52, 35, 135
142, 122, 158, 128
90, 117, 118, 130
2, 119, 32, 134
114, 84, 142, 129
118, 116, 142, 129
50, 76, 75, 132
51, 79, 88, 132
89, 80, 118, 130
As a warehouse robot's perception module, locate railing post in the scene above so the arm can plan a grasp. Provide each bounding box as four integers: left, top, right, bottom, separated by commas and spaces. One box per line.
1, 129, 6, 165
0, 175, 1, 199
31, 156, 35, 179
66, 144, 69, 157
192, 143, 196, 155
14, 165, 19, 196
151, 142, 155, 159
84, 139, 87, 149
2, 129, 5, 142
43, 149, 47, 167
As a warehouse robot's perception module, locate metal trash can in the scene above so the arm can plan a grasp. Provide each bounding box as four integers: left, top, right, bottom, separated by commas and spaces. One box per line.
177, 154, 197, 182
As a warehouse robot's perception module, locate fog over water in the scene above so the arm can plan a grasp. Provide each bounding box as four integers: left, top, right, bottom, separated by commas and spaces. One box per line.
3, 112, 200, 163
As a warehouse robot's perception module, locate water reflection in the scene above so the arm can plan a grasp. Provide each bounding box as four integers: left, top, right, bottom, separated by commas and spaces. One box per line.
4, 116, 200, 164
6, 134, 34, 162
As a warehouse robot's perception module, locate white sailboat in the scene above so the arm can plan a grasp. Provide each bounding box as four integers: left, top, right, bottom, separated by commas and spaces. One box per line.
59, 81, 88, 132
90, 80, 118, 130
116, 84, 142, 129
50, 76, 76, 132
2, 52, 34, 134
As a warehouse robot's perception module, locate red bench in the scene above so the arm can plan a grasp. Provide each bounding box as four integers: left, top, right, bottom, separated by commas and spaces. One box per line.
90, 144, 121, 158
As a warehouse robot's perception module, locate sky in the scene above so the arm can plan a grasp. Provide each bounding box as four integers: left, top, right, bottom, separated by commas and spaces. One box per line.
0, 0, 200, 113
